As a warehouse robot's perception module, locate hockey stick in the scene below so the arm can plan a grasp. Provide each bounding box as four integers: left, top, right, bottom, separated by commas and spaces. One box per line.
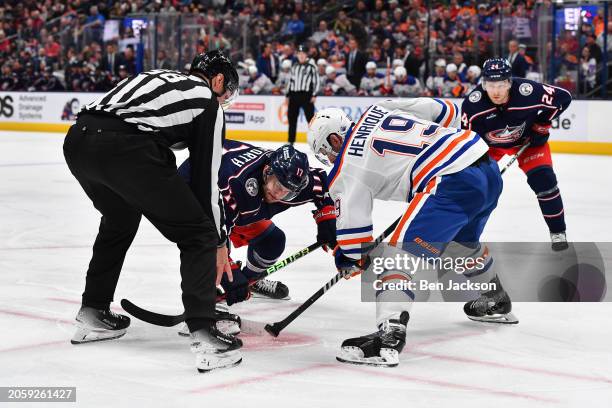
500, 142, 530, 175
121, 241, 323, 327
264, 145, 530, 337
264, 217, 401, 337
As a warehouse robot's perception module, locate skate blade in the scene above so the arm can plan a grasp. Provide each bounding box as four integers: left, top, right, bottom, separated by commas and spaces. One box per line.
178, 322, 241, 337
71, 328, 126, 344
336, 347, 399, 367
196, 350, 242, 373
250, 292, 291, 301
467, 312, 519, 324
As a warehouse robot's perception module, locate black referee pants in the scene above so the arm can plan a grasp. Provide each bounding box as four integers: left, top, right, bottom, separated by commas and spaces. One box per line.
287, 91, 315, 144
63, 115, 218, 331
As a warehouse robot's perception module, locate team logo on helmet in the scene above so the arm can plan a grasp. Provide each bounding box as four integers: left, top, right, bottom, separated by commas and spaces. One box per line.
245, 178, 259, 196
486, 123, 526, 143
468, 91, 482, 103
519, 83, 533, 96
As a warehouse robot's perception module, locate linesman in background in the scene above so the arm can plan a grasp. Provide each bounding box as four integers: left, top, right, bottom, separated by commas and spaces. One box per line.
63, 50, 243, 372
286, 45, 320, 145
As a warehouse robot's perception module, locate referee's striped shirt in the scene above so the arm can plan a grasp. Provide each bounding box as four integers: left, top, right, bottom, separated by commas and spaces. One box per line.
288, 61, 320, 96
83, 68, 227, 244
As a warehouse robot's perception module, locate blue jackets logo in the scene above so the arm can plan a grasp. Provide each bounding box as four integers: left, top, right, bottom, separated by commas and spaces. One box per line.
486, 123, 526, 143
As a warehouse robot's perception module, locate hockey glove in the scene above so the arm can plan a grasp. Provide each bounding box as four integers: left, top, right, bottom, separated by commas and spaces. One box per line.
220, 261, 251, 306
530, 121, 551, 147
313, 205, 337, 250
334, 247, 365, 279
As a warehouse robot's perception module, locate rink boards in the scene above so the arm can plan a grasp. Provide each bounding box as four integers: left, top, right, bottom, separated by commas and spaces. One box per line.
0, 91, 611, 155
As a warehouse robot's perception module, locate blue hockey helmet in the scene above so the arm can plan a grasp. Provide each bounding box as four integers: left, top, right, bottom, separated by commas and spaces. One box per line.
482, 58, 512, 82
265, 145, 310, 201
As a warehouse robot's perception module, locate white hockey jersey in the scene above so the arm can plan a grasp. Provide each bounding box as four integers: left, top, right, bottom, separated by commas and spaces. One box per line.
328, 98, 488, 259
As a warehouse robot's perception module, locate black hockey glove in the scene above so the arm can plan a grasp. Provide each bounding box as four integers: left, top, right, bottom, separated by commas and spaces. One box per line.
220, 262, 251, 306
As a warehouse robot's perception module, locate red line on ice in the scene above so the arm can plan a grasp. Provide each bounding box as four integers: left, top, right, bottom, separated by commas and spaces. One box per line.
189, 363, 336, 394
336, 365, 560, 404
0, 340, 66, 353
411, 350, 612, 385
0, 309, 73, 325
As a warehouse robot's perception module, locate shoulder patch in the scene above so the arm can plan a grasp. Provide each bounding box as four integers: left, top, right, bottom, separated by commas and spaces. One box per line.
468, 91, 482, 103
245, 178, 259, 197
519, 82, 533, 96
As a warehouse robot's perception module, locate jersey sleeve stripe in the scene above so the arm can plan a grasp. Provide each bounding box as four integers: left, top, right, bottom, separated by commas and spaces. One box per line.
412, 130, 472, 188
442, 100, 455, 127
414, 133, 481, 193
337, 225, 373, 235
338, 236, 373, 246
433, 98, 447, 123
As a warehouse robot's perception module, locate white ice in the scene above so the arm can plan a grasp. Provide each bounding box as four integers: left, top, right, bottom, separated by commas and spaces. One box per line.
1, 131, 611, 408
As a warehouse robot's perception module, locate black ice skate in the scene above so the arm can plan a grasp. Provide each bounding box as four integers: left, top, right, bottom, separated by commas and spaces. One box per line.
251, 278, 290, 300
179, 304, 241, 337
550, 231, 569, 251
464, 276, 518, 324
71, 306, 131, 344
191, 321, 243, 373
336, 312, 409, 367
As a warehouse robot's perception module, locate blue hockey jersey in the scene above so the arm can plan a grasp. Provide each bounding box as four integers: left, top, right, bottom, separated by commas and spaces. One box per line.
461, 78, 572, 148
178, 140, 333, 236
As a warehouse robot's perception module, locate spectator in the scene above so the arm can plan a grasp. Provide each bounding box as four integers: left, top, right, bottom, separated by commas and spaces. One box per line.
322, 65, 357, 96
586, 34, 603, 63
465, 65, 482, 93
274, 59, 293, 95
44, 35, 61, 66
257, 43, 279, 83
579, 46, 597, 94
117, 46, 136, 76
311, 20, 331, 44
426, 58, 447, 96
392, 66, 422, 96
284, 13, 305, 38
156, 50, 173, 70
442, 63, 465, 97
404, 46, 425, 79
360, 61, 385, 96
244, 65, 274, 95
101, 43, 120, 76
453, 52, 468, 80
507, 40, 530, 77
316, 58, 328, 84
345, 38, 367, 89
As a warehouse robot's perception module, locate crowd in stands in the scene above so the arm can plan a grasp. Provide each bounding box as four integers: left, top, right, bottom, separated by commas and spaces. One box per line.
0, 0, 610, 96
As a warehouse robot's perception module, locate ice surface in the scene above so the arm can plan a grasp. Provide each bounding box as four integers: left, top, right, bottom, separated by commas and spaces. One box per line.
1, 131, 611, 408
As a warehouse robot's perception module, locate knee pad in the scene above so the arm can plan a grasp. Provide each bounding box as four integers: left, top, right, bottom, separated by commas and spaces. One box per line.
527, 166, 558, 197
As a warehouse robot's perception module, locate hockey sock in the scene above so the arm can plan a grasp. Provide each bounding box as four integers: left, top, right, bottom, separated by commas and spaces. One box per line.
527, 167, 566, 234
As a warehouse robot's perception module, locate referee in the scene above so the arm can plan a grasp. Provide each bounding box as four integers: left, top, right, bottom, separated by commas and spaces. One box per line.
63, 50, 243, 372
286, 45, 320, 145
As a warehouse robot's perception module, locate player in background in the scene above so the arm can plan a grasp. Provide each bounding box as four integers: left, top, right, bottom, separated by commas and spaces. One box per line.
461, 58, 572, 251
307, 98, 516, 367
178, 141, 336, 305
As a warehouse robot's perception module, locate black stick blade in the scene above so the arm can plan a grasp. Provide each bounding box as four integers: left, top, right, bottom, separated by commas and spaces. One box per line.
120, 299, 184, 327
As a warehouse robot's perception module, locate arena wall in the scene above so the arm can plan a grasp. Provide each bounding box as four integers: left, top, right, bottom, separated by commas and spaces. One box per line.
0, 92, 610, 155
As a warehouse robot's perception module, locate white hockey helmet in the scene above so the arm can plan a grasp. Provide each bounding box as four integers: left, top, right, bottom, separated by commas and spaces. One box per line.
467, 65, 481, 77
307, 108, 353, 166
325, 65, 336, 76
392, 58, 404, 68
248, 65, 258, 75
281, 59, 292, 70
317, 58, 328, 66
366, 61, 377, 71
393, 66, 407, 78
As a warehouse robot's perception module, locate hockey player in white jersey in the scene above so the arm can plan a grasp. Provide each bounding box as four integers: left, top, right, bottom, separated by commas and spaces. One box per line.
307, 98, 517, 367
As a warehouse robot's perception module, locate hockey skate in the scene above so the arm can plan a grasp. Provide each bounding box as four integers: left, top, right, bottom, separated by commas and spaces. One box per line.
550, 231, 569, 251
464, 276, 518, 324
336, 312, 409, 367
71, 306, 131, 344
179, 305, 241, 337
251, 278, 290, 300
191, 322, 243, 373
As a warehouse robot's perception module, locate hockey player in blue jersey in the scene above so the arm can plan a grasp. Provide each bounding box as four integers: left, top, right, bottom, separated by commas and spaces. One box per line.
179, 140, 336, 305
461, 58, 572, 251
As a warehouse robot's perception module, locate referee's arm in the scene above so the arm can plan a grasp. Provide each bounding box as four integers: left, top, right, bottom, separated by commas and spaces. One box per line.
189, 100, 227, 246
309, 64, 320, 100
